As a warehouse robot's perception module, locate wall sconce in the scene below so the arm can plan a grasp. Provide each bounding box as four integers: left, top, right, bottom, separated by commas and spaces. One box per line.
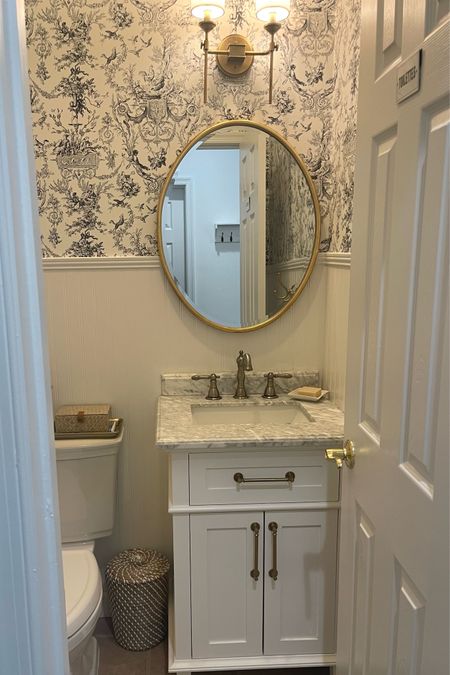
191, 0, 290, 104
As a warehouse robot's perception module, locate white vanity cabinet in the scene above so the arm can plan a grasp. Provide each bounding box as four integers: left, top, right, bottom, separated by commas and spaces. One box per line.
263, 509, 338, 656
168, 447, 340, 673
190, 511, 264, 659
190, 509, 338, 660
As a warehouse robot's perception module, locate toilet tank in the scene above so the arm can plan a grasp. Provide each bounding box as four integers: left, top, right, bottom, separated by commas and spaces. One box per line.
55, 430, 123, 544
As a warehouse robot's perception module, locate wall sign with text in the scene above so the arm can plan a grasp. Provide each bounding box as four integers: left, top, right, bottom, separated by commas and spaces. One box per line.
397, 50, 422, 103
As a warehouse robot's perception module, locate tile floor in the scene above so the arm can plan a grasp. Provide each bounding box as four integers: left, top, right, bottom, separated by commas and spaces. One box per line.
96, 619, 165, 675
95, 619, 331, 675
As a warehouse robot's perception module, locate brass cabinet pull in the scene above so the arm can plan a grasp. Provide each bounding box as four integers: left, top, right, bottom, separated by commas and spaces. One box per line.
268, 521, 278, 580
250, 522, 260, 580
234, 471, 295, 485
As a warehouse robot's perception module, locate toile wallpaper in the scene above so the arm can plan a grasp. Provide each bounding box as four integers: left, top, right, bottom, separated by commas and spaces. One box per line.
327, 0, 360, 252
25, 0, 360, 258
266, 136, 315, 265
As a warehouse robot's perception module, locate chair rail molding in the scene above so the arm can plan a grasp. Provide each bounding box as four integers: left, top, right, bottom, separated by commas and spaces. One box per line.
319, 252, 351, 267
42, 252, 351, 270
42, 256, 161, 270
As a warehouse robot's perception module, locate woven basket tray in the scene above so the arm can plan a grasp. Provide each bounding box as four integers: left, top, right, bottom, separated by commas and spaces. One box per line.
54, 403, 111, 433
105, 548, 170, 651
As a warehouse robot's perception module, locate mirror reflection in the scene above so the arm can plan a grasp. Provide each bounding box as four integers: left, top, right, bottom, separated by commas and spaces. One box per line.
159, 123, 319, 331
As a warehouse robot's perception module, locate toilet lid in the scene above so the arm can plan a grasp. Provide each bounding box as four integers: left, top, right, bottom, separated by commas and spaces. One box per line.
62, 548, 102, 638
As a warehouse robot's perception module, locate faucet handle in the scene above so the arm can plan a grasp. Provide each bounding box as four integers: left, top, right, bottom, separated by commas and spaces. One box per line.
262, 372, 293, 399
192, 373, 222, 400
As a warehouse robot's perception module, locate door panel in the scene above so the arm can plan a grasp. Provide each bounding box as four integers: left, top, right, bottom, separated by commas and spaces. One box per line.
161, 183, 186, 291
360, 128, 397, 439
426, 0, 449, 34
401, 101, 449, 487
376, 0, 403, 75
337, 0, 449, 672
264, 510, 338, 656
349, 505, 374, 675
190, 512, 263, 659
388, 560, 426, 672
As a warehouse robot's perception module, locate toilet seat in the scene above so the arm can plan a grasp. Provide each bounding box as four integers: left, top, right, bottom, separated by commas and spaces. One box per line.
67, 593, 102, 655
62, 547, 102, 641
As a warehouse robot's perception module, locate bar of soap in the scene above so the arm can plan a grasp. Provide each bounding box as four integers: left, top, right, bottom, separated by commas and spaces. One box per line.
295, 386, 322, 398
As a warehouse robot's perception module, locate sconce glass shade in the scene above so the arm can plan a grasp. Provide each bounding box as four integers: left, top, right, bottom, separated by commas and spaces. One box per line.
191, 0, 225, 20
255, 0, 290, 22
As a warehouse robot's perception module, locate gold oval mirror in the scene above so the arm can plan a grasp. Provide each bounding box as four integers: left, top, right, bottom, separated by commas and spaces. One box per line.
157, 120, 320, 332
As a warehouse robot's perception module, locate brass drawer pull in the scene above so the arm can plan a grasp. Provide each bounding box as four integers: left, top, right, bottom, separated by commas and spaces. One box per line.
234, 471, 295, 485
268, 521, 278, 580
250, 522, 260, 581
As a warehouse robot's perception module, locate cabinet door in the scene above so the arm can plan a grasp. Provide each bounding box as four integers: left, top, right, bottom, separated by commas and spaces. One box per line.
190, 512, 263, 658
264, 510, 338, 655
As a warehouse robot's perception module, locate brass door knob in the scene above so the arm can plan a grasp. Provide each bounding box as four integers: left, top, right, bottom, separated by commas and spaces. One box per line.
325, 439, 355, 469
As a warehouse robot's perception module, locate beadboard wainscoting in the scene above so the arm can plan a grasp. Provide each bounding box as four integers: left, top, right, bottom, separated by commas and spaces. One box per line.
321, 254, 351, 410
43, 256, 354, 574
43, 253, 350, 570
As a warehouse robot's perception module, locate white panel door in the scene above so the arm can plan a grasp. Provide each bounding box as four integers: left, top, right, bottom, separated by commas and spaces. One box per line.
337, 2, 449, 673
240, 134, 266, 326
190, 512, 263, 659
264, 510, 338, 656
161, 183, 186, 291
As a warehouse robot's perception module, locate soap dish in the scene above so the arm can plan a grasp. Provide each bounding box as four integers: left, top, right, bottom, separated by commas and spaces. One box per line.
287, 389, 329, 402
54, 417, 123, 440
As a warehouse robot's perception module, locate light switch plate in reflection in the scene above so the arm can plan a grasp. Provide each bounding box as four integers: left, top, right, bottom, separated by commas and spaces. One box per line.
215, 223, 240, 244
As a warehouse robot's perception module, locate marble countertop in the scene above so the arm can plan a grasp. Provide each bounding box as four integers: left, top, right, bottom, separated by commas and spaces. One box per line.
156, 394, 344, 451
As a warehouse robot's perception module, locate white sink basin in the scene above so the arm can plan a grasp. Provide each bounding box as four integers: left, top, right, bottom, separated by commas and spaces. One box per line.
191, 403, 307, 426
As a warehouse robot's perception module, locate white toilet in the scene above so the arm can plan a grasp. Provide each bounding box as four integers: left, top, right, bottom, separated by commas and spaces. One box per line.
55, 430, 123, 675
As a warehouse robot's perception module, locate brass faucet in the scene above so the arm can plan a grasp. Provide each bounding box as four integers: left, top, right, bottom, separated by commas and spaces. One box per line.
234, 350, 253, 399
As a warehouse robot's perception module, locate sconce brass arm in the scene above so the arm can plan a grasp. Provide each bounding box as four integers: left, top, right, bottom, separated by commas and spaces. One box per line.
200, 20, 215, 104
273, 272, 297, 303
207, 45, 276, 57
199, 22, 281, 104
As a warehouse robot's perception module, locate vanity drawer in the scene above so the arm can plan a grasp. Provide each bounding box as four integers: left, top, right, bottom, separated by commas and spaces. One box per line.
189, 450, 339, 505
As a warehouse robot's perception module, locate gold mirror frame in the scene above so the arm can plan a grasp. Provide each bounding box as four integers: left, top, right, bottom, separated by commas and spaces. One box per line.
157, 119, 321, 333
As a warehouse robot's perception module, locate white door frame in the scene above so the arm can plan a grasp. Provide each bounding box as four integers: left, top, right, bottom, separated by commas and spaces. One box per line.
172, 175, 196, 301
239, 133, 266, 326
0, 0, 68, 673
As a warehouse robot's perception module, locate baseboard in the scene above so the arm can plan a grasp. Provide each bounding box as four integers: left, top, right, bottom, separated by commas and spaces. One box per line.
169, 653, 337, 672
